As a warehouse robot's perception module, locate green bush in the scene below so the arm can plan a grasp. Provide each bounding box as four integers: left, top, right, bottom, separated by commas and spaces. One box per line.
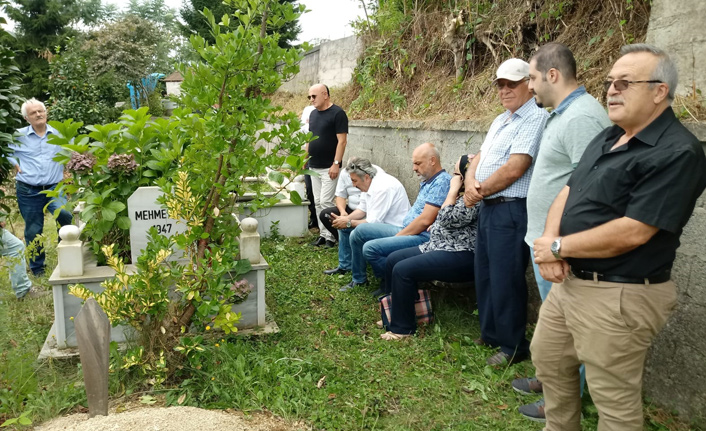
146, 90, 164, 117
48, 42, 116, 126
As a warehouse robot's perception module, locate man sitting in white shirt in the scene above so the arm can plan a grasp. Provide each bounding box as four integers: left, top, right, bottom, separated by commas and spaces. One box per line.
319, 157, 385, 243
323, 159, 411, 292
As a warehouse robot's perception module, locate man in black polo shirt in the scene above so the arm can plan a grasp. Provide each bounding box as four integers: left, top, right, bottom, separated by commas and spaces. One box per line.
531, 44, 706, 431
307, 83, 349, 247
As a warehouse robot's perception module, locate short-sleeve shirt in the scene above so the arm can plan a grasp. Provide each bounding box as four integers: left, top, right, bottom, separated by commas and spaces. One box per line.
308, 104, 348, 168
525, 88, 611, 245
402, 170, 452, 229
560, 107, 706, 277
475, 97, 548, 198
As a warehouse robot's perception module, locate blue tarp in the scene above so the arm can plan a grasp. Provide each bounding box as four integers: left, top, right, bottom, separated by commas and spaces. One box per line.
127, 73, 165, 109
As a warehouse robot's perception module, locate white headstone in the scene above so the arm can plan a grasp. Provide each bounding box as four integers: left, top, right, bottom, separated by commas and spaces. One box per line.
127, 187, 187, 263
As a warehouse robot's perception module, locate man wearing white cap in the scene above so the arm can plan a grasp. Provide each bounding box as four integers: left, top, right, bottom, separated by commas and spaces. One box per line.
463, 58, 548, 365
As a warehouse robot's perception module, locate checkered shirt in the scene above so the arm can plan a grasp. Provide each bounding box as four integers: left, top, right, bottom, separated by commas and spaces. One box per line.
475, 98, 548, 198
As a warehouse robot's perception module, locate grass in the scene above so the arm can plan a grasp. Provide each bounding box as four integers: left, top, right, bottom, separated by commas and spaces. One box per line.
0, 230, 696, 430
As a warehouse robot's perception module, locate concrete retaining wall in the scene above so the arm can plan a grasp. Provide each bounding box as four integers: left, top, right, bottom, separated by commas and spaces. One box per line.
647, 0, 706, 98
278, 36, 362, 93
346, 118, 706, 422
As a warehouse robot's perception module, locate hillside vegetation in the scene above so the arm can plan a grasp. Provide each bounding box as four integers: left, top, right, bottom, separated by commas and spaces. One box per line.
274, 0, 705, 124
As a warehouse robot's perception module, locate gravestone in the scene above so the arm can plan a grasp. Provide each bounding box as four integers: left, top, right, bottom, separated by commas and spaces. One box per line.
127, 186, 187, 263
74, 298, 110, 417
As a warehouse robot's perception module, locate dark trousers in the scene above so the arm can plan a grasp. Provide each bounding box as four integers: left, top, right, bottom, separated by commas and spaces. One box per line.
475, 199, 530, 357
319, 205, 352, 242
385, 246, 475, 335
16, 181, 73, 275
304, 174, 317, 225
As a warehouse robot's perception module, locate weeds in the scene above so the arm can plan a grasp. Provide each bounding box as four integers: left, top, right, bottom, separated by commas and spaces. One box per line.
0, 232, 695, 429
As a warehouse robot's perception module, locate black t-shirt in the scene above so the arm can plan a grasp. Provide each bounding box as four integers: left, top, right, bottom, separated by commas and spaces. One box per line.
560, 107, 706, 277
308, 104, 348, 168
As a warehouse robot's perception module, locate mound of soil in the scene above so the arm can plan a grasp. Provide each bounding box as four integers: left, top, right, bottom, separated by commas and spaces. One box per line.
35, 406, 309, 431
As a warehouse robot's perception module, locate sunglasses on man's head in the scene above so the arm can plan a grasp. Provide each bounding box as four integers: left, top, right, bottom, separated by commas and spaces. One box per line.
603, 79, 663, 92
494, 78, 528, 90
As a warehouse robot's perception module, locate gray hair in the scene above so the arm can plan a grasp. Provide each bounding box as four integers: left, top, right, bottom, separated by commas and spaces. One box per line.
21, 98, 46, 118
346, 158, 377, 179
620, 43, 678, 102
430, 145, 440, 163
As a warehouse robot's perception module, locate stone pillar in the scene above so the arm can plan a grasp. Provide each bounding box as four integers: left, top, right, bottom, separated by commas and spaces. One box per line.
240, 217, 261, 265
646, 0, 706, 98
56, 225, 84, 277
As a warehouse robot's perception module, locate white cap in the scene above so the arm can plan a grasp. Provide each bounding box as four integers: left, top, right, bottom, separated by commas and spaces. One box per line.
494, 58, 530, 82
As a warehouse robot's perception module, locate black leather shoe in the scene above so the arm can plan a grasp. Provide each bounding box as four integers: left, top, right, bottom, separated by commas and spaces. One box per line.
323, 240, 337, 248
324, 267, 350, 275
309, 236, 327, 246
339, 280, 368, 292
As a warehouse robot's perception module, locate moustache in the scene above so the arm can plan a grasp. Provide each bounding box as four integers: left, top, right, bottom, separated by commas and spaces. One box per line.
607, 97, 624, 105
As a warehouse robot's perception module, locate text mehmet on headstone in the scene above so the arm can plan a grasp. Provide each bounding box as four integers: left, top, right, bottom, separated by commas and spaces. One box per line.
127, 187, 187, 263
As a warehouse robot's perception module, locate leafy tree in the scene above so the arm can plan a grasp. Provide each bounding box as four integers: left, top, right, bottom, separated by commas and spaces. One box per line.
0, 6, 25, 217
47, 40, 118, 126
124, 0, 190, 70
84, 14, 166, 105
179, 0, 302, 48
60, 0, 309, 381
2, 0, 114, 99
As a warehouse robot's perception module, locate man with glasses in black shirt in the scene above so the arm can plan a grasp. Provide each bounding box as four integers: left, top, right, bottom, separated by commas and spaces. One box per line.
531, 44, 706, 431
307, 83, 349, 247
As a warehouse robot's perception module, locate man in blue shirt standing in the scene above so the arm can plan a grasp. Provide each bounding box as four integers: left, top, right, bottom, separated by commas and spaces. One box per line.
9, 98, 73, 276
464, 58, 548, 365
344, 142, 451, 293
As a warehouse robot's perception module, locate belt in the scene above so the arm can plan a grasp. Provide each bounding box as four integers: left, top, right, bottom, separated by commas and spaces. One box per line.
483, 196, 525, 205
572, 268, 671, 285
16, 180, 57, 191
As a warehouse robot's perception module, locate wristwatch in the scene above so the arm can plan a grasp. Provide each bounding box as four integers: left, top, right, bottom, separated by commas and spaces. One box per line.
550, 237, 563, 260
333, 160, 340, 165
346, 220, 352, 228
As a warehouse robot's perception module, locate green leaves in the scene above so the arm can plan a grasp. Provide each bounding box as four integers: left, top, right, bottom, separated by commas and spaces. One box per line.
1, 409, 32, 427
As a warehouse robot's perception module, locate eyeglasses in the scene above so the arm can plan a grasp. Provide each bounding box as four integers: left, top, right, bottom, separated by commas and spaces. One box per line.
307, 95, 317, 100
494, 79, 528, 90
603, 79, 663, 92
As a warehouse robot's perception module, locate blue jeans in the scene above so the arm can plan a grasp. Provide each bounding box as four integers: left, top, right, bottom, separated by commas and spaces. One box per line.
530, 246, 586, 397
337, 227, 354, 270
16, 181, 73, 275
358, 224, 428, 278
1, 229, 32, 298
349, 223, 402, 283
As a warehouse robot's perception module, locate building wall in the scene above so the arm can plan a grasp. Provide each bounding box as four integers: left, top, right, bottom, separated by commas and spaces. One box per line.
165, 81, 182, 97
345, 119, 706, 421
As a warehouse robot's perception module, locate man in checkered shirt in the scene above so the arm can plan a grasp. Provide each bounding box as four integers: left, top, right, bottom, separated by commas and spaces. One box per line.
463, 58, 548, 366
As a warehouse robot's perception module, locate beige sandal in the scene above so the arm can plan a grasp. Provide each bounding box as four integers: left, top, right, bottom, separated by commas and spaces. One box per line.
376, 320, 383, 329
380, 331, 411, 341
